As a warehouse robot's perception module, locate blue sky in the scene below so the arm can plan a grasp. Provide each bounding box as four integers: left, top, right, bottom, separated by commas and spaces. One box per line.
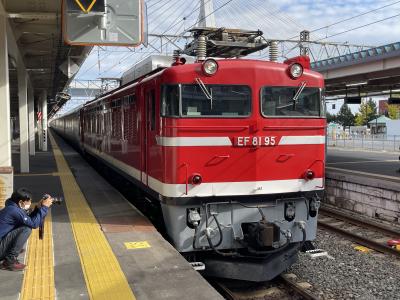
62, 0, 400, 113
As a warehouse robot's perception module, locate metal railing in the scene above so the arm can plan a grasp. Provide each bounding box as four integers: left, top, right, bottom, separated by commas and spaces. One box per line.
327, 135, 400, 152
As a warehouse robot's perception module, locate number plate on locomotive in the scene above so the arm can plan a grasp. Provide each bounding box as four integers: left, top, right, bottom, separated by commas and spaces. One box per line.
234, 136, 276, 147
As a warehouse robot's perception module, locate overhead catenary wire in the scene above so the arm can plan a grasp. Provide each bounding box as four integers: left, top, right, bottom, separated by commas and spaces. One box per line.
315, 12, 400, 42
100, 0, 232, 77
77, 0, 400, 80
79, 0, 196, 78
299, 0, 400, 38
95, 0, 209, 76
147, 0, 166, 10
79, 0, 303, 78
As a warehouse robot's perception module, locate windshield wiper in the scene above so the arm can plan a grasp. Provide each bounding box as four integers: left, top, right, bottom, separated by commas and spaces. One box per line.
276, 81, 307, 111
292, 81, 307, 104
195, 78, 213, 109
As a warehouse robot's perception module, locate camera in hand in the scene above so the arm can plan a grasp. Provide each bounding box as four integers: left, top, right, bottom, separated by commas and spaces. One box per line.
42, 194, 64, 205
53, 197, 63, 205
38, 195, 63, 240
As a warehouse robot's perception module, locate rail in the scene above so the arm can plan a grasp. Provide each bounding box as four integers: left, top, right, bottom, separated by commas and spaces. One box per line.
320, 207, 400, 237
278, 275, 320, 300
318, 208, 400, 257
212, 276, 320, 300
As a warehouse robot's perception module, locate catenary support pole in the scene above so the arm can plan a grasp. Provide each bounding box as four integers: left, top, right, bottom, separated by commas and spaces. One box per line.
37, 99, 43, 151
0, 9, 13, 205
42, 90, 48, 152
28, 85, 35, 156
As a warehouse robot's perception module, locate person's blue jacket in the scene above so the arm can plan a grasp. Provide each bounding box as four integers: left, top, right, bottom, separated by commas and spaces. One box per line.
0, 199, 48, 239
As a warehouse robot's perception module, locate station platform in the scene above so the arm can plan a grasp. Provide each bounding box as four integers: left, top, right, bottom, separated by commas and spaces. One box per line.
0, 131, 223, 300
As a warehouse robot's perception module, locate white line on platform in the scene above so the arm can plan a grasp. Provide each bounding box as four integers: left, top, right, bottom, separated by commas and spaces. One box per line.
326, 167, 400, 181
326, 160, 398, 165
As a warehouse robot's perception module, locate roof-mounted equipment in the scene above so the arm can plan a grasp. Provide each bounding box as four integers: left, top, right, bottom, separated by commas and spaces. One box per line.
183, 27, 268, 59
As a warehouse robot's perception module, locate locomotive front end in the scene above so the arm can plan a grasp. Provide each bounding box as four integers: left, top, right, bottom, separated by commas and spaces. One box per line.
157, 57, 325, 281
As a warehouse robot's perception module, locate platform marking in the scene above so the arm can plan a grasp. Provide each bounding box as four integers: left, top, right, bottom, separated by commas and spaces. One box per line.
327, 159, 398, 165
49, 133, 136, 300
21, 212, 55, 300
125, 241, 151, 249
326, 167, 400, 181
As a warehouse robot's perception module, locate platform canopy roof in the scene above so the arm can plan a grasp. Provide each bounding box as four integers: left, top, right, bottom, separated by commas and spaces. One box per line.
3, 0, 91, 117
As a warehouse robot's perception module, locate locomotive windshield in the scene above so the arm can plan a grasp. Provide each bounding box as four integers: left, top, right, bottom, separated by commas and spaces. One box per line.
162, 84, 251, 117
261, 86, 323, 117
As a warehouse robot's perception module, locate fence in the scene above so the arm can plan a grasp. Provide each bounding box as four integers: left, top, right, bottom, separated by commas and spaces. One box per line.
327, 135, 400, 152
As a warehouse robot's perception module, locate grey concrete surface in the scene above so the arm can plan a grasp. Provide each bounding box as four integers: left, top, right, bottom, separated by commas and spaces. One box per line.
327, 148, 400, 180
53, 132, 223, 300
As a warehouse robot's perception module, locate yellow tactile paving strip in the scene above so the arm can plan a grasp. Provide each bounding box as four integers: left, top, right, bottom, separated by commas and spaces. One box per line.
21, 212, 55, 300
49, 133, 136, 300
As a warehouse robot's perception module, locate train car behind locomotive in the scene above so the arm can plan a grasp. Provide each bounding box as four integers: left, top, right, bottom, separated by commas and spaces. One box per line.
51, 28, 326, 282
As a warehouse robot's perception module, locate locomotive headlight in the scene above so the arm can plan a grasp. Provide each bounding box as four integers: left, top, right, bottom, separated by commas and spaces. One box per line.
191, 173, 203, 185
202, 59, 218, 76
288, 63, 303, 79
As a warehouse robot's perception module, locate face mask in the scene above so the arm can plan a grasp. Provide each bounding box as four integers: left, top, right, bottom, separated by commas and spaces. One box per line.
20, 202, 31, 211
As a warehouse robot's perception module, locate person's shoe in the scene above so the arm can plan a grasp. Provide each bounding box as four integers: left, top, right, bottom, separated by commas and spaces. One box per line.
1, 259, 26, 271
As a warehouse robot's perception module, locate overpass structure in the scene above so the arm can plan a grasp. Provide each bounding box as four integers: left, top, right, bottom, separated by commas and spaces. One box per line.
0, 1, 90, 197
311, 42, 400, 99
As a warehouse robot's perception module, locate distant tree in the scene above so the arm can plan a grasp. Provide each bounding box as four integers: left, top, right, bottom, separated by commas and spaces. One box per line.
354, 113, 361, 126
326, 112, 337, 123
336, 104, 355, 127
355, 98, 377, 125
366, 98, 378, 120
387, 104, 400, 119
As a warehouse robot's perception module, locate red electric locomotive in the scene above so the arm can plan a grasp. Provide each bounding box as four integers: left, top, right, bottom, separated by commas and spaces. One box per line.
52, 28, 326, 282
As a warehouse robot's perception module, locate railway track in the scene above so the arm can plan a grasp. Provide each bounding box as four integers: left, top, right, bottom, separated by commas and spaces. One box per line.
279, 274, 321, 300
212, 274, 320, 300
318, 207, 400, 257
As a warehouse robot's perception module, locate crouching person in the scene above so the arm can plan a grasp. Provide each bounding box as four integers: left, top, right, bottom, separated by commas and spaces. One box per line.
0, 188, 53, 271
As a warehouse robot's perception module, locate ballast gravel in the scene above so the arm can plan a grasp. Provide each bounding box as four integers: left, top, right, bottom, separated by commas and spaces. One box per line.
289, 229, 400, 300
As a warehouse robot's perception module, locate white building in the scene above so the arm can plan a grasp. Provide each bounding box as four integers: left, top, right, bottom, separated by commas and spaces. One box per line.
386, 120, 400, 137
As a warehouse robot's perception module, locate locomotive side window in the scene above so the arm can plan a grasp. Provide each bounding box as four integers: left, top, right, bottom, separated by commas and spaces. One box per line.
148, 90, 156, 131
261, 87, 322, 117
161, 85, 179, 117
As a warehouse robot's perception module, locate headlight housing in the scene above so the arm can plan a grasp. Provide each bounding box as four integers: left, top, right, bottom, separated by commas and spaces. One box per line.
191, 173, 203, 185
202, 59, 218, 76
288, 63, 303, 79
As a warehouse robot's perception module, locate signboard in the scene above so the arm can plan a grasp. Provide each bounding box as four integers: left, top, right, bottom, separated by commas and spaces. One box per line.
67, 0, 106, 13
62, 0, 144, 46
388, 97, 400, 104
344, 96, 362, 104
